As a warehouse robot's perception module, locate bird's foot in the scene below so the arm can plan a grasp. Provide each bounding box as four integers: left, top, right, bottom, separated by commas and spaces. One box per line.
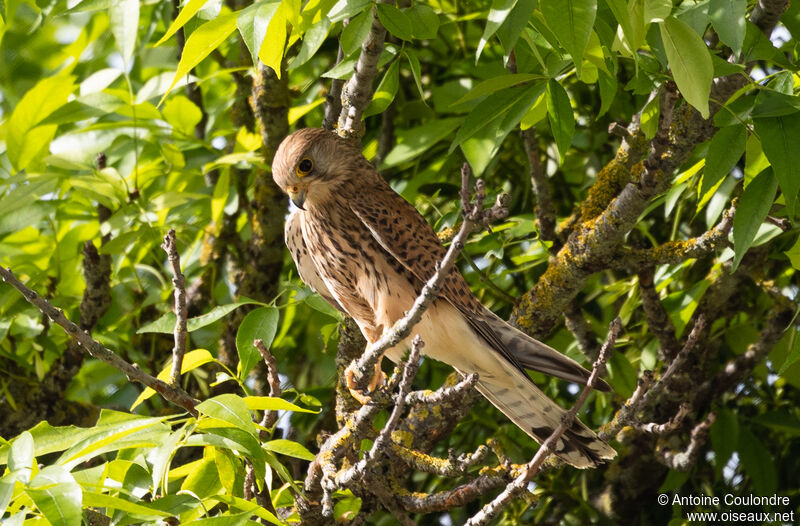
344, 361, 386, 404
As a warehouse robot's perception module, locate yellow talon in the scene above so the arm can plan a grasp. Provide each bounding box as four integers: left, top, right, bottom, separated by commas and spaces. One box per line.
344, 360, 386, 404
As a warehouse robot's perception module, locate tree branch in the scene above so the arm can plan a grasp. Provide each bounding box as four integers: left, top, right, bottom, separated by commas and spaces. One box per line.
337, 0, 392, 139
161, 229, 188, 387
0, 266, 198, 416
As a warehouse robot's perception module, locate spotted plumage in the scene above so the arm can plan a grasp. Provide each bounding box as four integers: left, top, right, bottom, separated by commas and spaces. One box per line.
272, 128, 616, 468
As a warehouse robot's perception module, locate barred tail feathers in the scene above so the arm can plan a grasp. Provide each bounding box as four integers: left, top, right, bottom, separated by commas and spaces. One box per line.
473, 356, 616, 468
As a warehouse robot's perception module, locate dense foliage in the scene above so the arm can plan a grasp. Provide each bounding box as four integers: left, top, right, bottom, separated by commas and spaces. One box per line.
1, 0, 799, 524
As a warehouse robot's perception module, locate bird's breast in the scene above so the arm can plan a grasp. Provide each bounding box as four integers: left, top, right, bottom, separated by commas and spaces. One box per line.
300, 206, 419, 341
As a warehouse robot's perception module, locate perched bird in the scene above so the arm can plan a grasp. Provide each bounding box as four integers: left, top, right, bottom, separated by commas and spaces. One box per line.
272, 128, 616, 468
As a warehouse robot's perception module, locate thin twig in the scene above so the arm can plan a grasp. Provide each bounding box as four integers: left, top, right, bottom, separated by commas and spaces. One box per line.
0, 266, 198, 416
659, 412, 717, 471
336, 338, 423, 488
162, 229, 188, 387
405, 372, 478, 405
465, 318, 622, 526
255, 338, 281, 436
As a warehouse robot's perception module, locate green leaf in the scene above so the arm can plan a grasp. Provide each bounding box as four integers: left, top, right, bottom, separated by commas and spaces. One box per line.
476, 0, 517, 61
263, 439, 316, 461
540, 0, 597, 78
605, 0, 636, 53
365, 60, 399, 117
244, 396, 319, 413
130, 349, 216, 410
405, 4, 438, 39
461, 83, 543, 176
452, 73, 544, 106
662, 279, 710, 337
238, 2, 274, 67
109, 0, 139, 67
340, 8, 371, 56
733, 168, 779, 270
383, 118, 461, 168
753, 113, 800, 216
0, 473, 15, 517
183, 512, 256, 525
640, 93, 660, 140
659, 16, 712, 118
708, 0, 745, 56
785, 237, 800, 271
334, 494, 363, 522
546, 79, 575, 164
737, 426, 777, 495
376, 3, 413, 41
156, 0, 210, 46
606, 351, 637, 397
496, 0, 534, 64
236, 306, 280, 379
258, 2, 289, 76
181, 457, 222, 499
328, 0, 371, 22
451, 84, 541, 152
291, 16, 331, 68
163, 95, 203, 135
209, 494, 284, 526
744, 133, 769, 184
751, 91, 800, 118
8, 431, 33, 480
778, 328, 800, 375
161, 11, 238, 104
6, 74, 76, 171
403, 49, 425, 100
196, 394, 257, 437
710, 408, 738, 476
137, 300, 263, 334
752, 410, 800, 435
700, 124, 746, 201
82, 491, 172, 518
26, 466, 82, 526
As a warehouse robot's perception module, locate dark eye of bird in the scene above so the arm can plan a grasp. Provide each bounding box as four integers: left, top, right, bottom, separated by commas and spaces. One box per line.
298, 158, 313, 173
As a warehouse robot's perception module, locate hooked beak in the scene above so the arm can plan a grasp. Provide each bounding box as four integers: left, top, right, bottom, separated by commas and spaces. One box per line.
289, 187, 306, 210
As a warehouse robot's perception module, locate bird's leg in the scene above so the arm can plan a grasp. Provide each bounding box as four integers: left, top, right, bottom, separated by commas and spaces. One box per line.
344, 358, 386, 404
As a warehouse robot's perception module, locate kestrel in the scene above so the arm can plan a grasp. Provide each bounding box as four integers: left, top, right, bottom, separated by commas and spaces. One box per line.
272, 128, 616, 468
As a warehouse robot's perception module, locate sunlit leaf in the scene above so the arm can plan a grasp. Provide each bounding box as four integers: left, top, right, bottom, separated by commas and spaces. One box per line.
376, 3, 413, 41
659, 16, 712, 118
546, 79, 574, 164
733, 168, 779, 270
263, 439, 315, 461
156, 0, 210, 46
476, 0, 517, 61
161, 11, 238, 104
109, 0, 139, 67
709, 0, 746, 56
236, 306, 280, 379
540, 0, 597, 78
196, 394, 257, 437
753, 113, 800, 216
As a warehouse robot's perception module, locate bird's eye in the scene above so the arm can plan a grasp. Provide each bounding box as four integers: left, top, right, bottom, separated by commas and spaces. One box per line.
296, 157, 314, 177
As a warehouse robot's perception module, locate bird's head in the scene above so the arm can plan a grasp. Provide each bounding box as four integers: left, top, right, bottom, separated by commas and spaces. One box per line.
272, 128, 363, 210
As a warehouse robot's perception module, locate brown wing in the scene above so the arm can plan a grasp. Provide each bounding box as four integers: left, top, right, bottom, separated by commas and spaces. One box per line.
349, 176, 608, 391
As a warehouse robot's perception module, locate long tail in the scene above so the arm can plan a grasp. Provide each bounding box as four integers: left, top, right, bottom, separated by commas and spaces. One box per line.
472, 351, 616, 468
484, 310, 611, 392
